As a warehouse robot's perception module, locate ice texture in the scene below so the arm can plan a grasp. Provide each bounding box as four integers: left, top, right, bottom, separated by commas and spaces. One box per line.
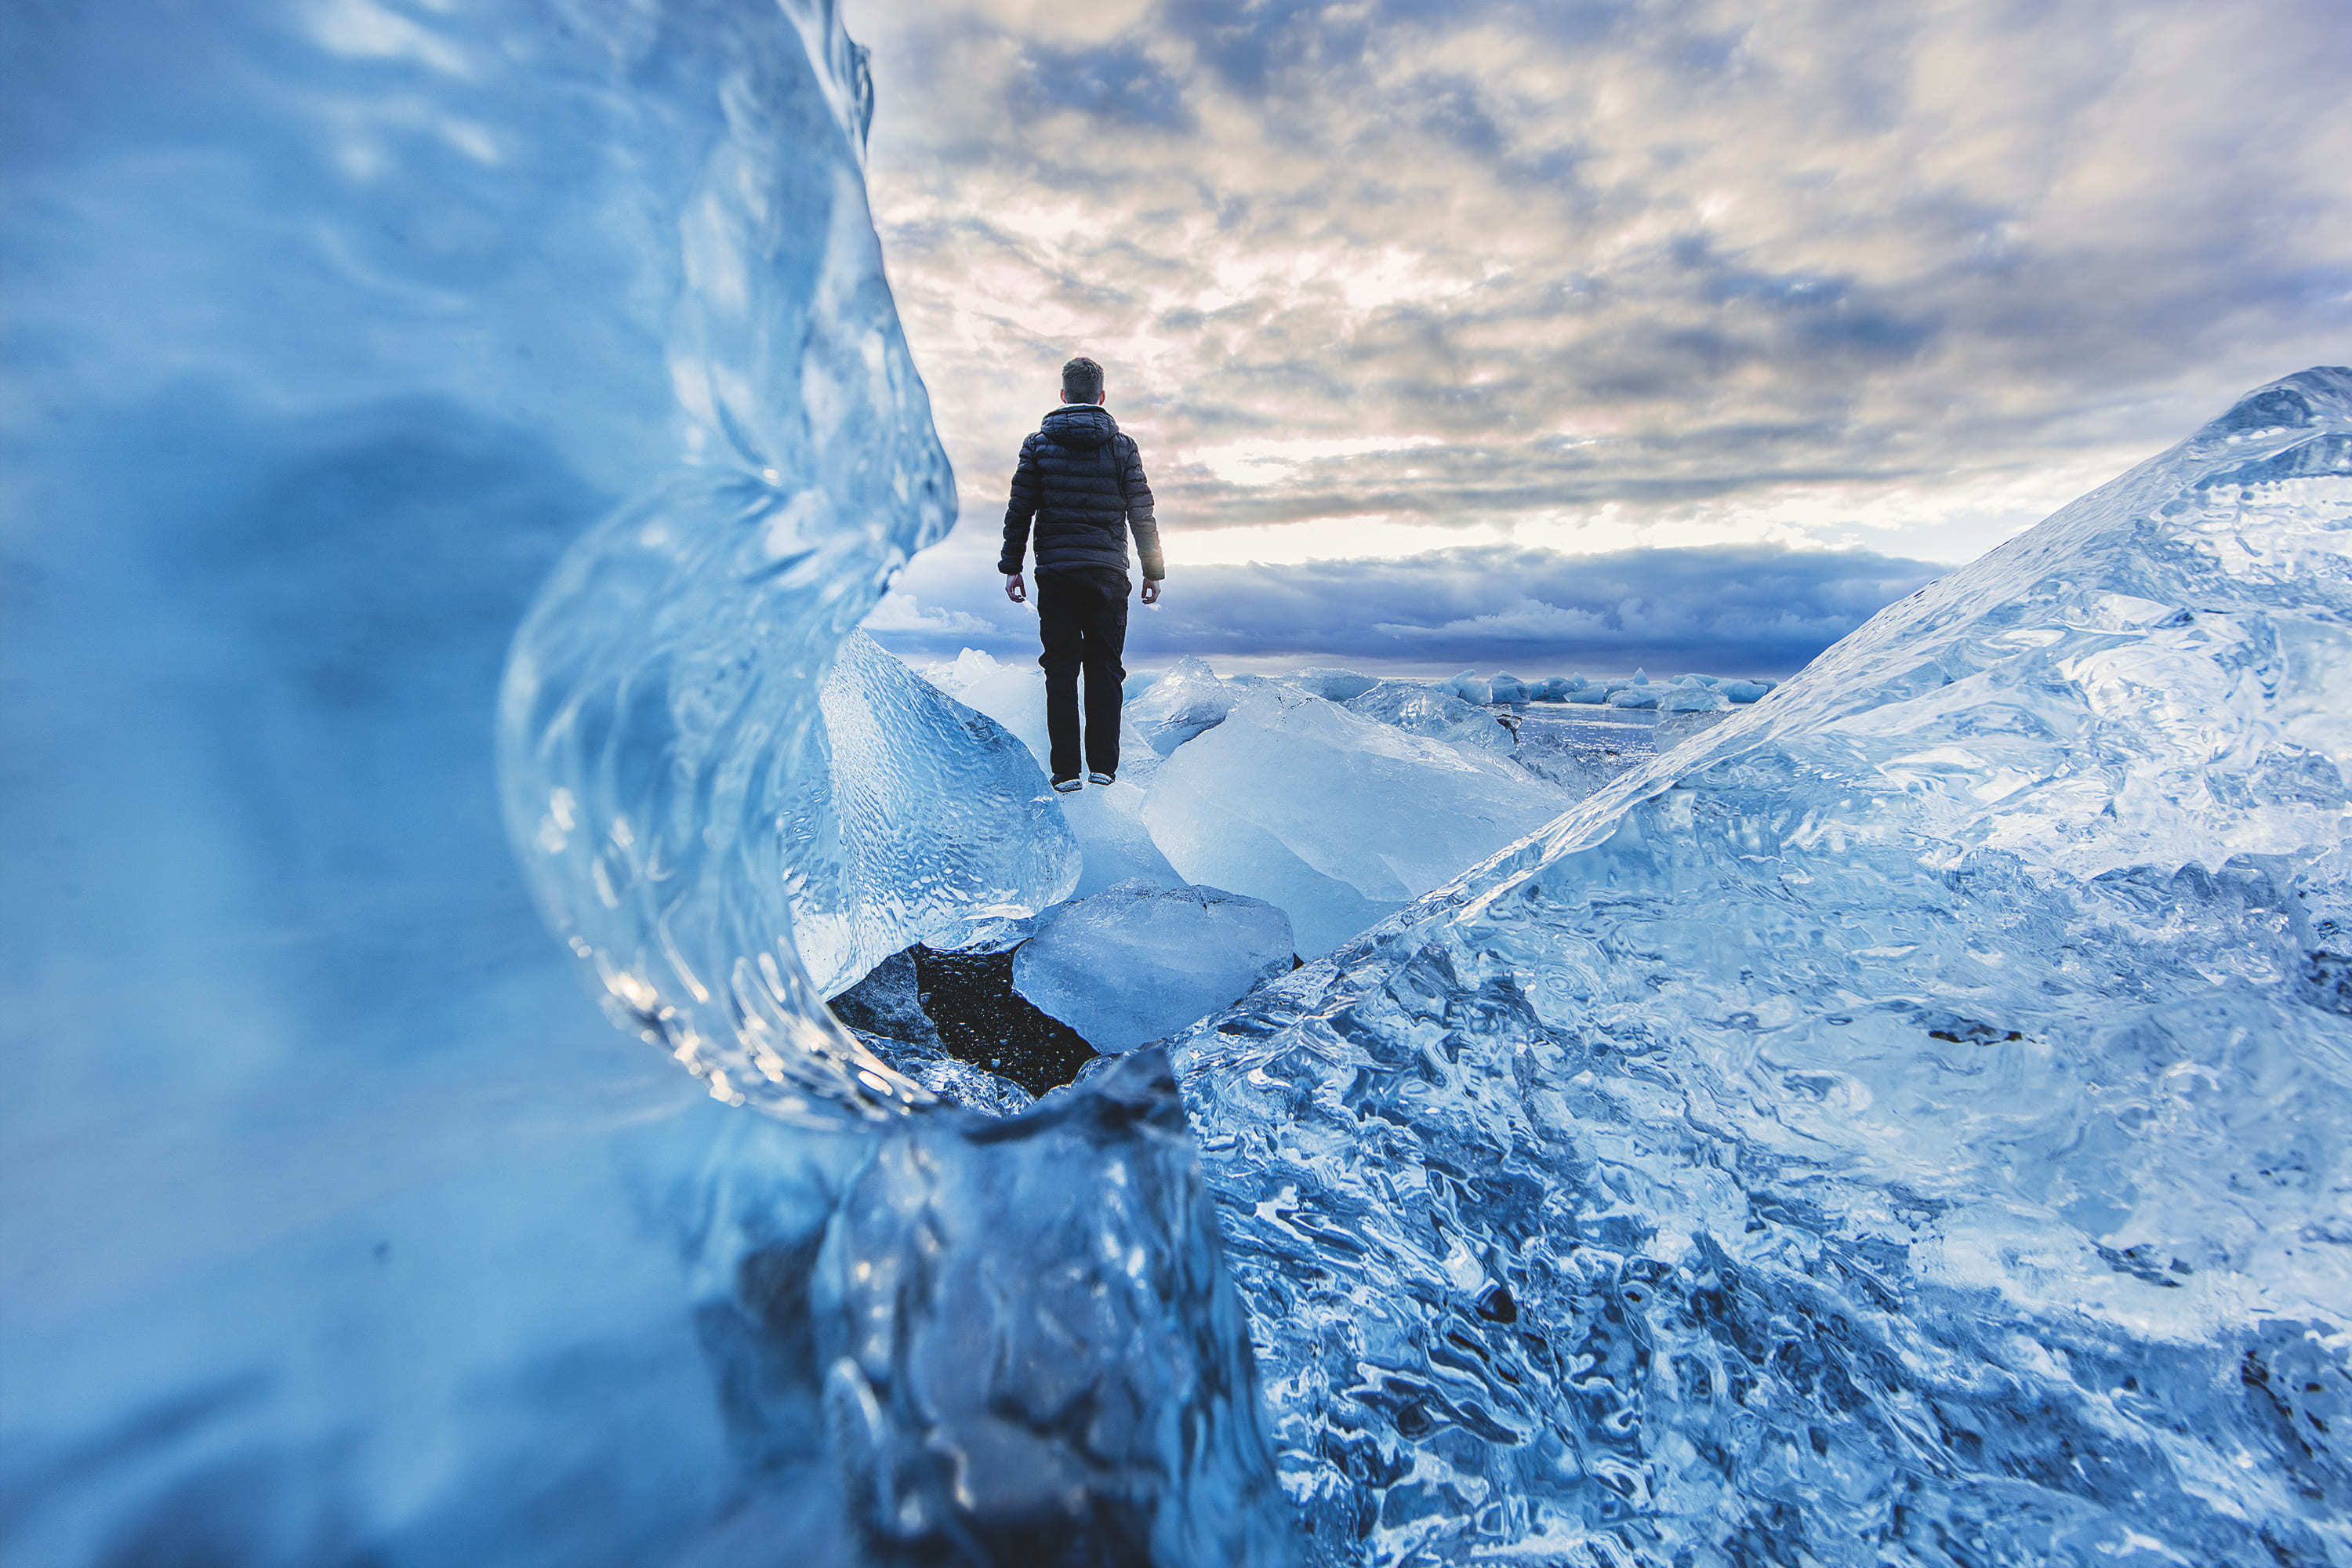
1652, 683, 1730, 713
1345, 680, 1518, 753
1013, 880, 1296, 1052
2, 0, 935, 1554
801, 1051, 1303, 1563
794, 632, 1078, 996
1173, 368, 2352, 1565
1127, 654, 1242, 753
953, 659, 1183, 896
1144, 688, 1572, 955
1442, 670, 1495, 705
3, 1, 1290, 1561
1282, 667, 1383, 702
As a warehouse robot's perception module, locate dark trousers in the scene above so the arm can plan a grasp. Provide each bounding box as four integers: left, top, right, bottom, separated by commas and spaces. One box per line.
1036, 567, 1130, 781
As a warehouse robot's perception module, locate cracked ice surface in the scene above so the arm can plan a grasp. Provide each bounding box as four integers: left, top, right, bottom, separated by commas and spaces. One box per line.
1174, 368, 2352, 1566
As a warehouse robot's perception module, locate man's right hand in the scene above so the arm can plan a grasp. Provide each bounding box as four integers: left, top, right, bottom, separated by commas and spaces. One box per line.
1004, 572, 1026, 604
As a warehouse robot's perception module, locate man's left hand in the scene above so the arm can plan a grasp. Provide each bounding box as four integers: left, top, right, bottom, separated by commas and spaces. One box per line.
1141, 579, 1162, 605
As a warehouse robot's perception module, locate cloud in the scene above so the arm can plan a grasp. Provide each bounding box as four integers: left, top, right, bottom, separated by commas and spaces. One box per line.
845, 0, 2350, 662
859, 589, 996, 637
1012, 40, 1193, 129
867, 539, 1944, 675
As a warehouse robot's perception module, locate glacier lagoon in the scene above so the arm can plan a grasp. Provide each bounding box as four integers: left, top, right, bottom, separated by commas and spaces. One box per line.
3, 4, 2349, 1567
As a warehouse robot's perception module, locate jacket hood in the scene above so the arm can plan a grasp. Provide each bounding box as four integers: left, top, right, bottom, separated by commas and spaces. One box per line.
1040, 401, 1118, 450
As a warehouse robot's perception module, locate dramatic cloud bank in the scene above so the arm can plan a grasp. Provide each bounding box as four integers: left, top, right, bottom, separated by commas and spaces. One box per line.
876, 542, 1942, 676
851, 0, 2351, 669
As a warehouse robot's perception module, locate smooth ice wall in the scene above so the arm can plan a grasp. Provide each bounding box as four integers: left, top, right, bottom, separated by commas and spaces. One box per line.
1, 0, 942, 1559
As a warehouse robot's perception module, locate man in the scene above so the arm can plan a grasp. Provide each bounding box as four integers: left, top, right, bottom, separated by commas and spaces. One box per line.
1000, 355, 1164, 791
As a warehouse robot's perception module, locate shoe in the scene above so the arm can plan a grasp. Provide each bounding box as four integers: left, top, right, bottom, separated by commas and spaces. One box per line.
1051, 777, 1083, 793
1087, 771, 1116, 786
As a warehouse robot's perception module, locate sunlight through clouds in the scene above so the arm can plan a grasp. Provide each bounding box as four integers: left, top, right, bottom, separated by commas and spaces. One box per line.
847, 0, 2351, 669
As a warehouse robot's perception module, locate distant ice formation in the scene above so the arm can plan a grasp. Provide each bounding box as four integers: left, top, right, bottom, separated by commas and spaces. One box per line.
1128, 654, 1243, 753
1344, 679, 1518, 753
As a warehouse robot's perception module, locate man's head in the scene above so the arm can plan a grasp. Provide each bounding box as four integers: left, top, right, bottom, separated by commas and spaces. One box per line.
1061, 356, 1105, 405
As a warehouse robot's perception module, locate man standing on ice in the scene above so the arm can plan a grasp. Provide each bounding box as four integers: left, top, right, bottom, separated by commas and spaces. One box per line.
1000, 355, 1165, 793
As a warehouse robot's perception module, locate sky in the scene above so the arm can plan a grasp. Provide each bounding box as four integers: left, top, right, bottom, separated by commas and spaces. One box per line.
847, 0, 2351, 677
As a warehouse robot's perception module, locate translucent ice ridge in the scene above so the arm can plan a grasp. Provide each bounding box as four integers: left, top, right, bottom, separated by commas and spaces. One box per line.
797, 633, 1078, 999
492, 29, 960, 1123
2, 1, 1295, 1562
1174, 368, 2352, 1565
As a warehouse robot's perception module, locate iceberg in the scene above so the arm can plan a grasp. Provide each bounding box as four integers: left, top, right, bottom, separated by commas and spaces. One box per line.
1443, 670, 1495, 705
1012, 880, 1295, 1053
1344, 679, 1517, 753
1281, 666, 1382, 702
1651, 682, 1730, 713
927, 645, 1009, 697
1142, 687, 1572, 954
1126, 654, 1241, 753
1172, 368, 2352, 1566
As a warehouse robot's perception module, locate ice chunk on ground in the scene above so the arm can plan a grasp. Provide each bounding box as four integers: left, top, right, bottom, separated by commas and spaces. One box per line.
1653, 682, 1730, 713
1602, 682, 1660, 706
1486, 672, 1530, 702
1278, 666, 1380, 702
1125, 654, 1239, 753
1441, 670, 1494, 705
1142, 687, 1571, 954
1172, 368, 2352, 1566
798, 1052, 1303, 1563
826, 950, 1036, 1115
1716, 676, 1774, 702
793, 633, 1080, 996
924, 645, 1007, 698
1012, 880, 1294, 1052
1506, 706, 1659, 796
1343, 679, 1515, 753
953, 661, 1181, 896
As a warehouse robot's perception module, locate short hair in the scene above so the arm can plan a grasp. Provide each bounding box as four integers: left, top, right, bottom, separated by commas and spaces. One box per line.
1062, 356, 1105, 402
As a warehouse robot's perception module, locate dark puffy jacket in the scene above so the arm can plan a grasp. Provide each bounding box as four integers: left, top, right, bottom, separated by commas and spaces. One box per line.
999, 403, 1164, 580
